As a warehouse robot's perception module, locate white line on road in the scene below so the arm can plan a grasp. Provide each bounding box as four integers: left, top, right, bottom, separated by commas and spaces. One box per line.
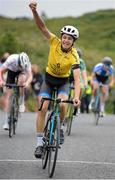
0, 159, 115, 165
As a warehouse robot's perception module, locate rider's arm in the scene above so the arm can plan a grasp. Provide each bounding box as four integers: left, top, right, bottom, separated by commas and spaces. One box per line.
25, 70, 33, 87
29, 2, 51, 40
81, 70, 88, 87
80, 58, 88, 87
0, 67, 7, 85
109, 75, 114, 88
73, 68, 81, 105
90, 72, 95, 87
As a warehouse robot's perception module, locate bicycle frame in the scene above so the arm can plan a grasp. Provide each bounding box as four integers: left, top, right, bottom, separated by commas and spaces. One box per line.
5, 84, 21, 137
39, 96, 73, 178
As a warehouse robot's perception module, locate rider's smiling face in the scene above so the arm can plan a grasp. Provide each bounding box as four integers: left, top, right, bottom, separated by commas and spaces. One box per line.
61, 34, 74, 51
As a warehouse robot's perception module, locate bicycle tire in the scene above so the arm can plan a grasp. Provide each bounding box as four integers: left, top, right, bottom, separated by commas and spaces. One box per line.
8, 96, 15, 138
66, 104, 74, 136
9, 117, 14, 138
42, 113, 51, 169
94, 96, 100, 125
13, 96, 19, 134
48, 116, 60, 178
9, 95, 18, 137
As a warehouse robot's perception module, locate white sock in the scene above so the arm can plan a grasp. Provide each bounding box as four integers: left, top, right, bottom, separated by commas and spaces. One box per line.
61, 122, 65, 130
5, 113, 8, 123
37, 133, 44, 147
19, 96, 25, 105
100, 103, 105, 112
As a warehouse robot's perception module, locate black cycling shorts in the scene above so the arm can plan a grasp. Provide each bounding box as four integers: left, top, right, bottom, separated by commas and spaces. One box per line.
6, 70, 21, 84
38, 72, 69, 98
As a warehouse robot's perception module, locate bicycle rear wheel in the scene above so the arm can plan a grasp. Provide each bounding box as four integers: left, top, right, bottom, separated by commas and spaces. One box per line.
48, 116, 60, 178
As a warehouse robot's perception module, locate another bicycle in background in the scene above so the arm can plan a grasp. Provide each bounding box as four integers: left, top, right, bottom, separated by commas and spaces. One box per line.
39, 95, 73, 178
5, 84, 22, 138
65, 84, 77, 136
92, 84, 102, 125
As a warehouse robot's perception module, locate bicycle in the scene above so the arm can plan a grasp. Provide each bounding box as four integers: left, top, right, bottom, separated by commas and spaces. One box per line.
5, 84, 22, 138
66, 83, 76, 136
92, 84, 102, 125
39, 94, 73, 178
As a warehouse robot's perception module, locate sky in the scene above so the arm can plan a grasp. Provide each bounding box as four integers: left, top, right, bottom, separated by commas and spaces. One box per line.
0, 0, 115, 19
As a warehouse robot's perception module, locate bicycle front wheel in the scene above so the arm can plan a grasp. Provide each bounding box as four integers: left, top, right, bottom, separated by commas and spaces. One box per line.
8, 95, 15, 138
48, 116, 60, 178
94, 96, 100, 125
8, 95, 18, 137
42, 112, 51, 169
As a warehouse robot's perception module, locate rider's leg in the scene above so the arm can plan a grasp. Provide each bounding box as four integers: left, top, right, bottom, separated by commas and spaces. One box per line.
2, 88, 12, 129
100, 85, 108, 114
35, 81, 51, 158
58, 82, 69, 125
3, 70, 15, 129
90, 81, 99, 109
58, 94, 68, 124
18, 73, 27, 112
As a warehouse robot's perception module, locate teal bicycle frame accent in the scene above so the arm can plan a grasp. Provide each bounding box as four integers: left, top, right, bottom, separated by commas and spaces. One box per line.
39, 95, 73, 178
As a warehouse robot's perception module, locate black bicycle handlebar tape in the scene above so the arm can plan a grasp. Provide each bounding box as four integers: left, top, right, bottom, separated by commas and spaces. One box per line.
38, 98, 74, 111
62, 100, 73, 104
5, 84, 24, 88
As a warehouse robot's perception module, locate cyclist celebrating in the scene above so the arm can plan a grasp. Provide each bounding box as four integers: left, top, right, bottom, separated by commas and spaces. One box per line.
91, 56, 114, 117
29, 1, 81, 158
0, 52, 32, 130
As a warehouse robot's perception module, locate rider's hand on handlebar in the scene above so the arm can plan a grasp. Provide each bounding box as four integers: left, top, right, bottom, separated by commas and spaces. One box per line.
0, 80, 5, 87
22, 81, 29, 88
73, 98, 81, 107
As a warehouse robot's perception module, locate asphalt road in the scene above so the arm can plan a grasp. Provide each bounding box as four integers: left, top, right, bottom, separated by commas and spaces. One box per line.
0, 110, 115, 179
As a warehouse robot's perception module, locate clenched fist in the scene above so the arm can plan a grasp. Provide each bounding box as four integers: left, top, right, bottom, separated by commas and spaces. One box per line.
29, 1, 37, 11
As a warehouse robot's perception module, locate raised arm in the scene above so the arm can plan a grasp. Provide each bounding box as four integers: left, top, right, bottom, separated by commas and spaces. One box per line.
29, 1, 51, 40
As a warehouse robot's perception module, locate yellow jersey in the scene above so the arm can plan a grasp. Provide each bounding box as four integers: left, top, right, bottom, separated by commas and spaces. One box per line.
46, 33, 80, 78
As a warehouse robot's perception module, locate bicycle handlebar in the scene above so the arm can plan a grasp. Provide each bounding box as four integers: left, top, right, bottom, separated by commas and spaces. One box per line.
38, 97, 73, 111
4, 84, 24, 88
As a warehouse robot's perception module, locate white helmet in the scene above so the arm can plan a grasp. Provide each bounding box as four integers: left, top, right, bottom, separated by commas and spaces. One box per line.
61, 25, 79, 40
19, 52, 30, 70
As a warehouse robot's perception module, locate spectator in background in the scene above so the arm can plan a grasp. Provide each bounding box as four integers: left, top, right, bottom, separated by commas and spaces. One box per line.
0, 52, 10, 66
31, 64, 43, 111
31, 64, 43, 98
83, 76, 92, 113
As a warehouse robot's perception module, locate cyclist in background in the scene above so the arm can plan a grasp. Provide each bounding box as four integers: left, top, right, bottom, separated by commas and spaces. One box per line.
0, 52, 32, 130
29, 1, 81, 159
69, 48, 88, 114
90, 56, 114, 117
